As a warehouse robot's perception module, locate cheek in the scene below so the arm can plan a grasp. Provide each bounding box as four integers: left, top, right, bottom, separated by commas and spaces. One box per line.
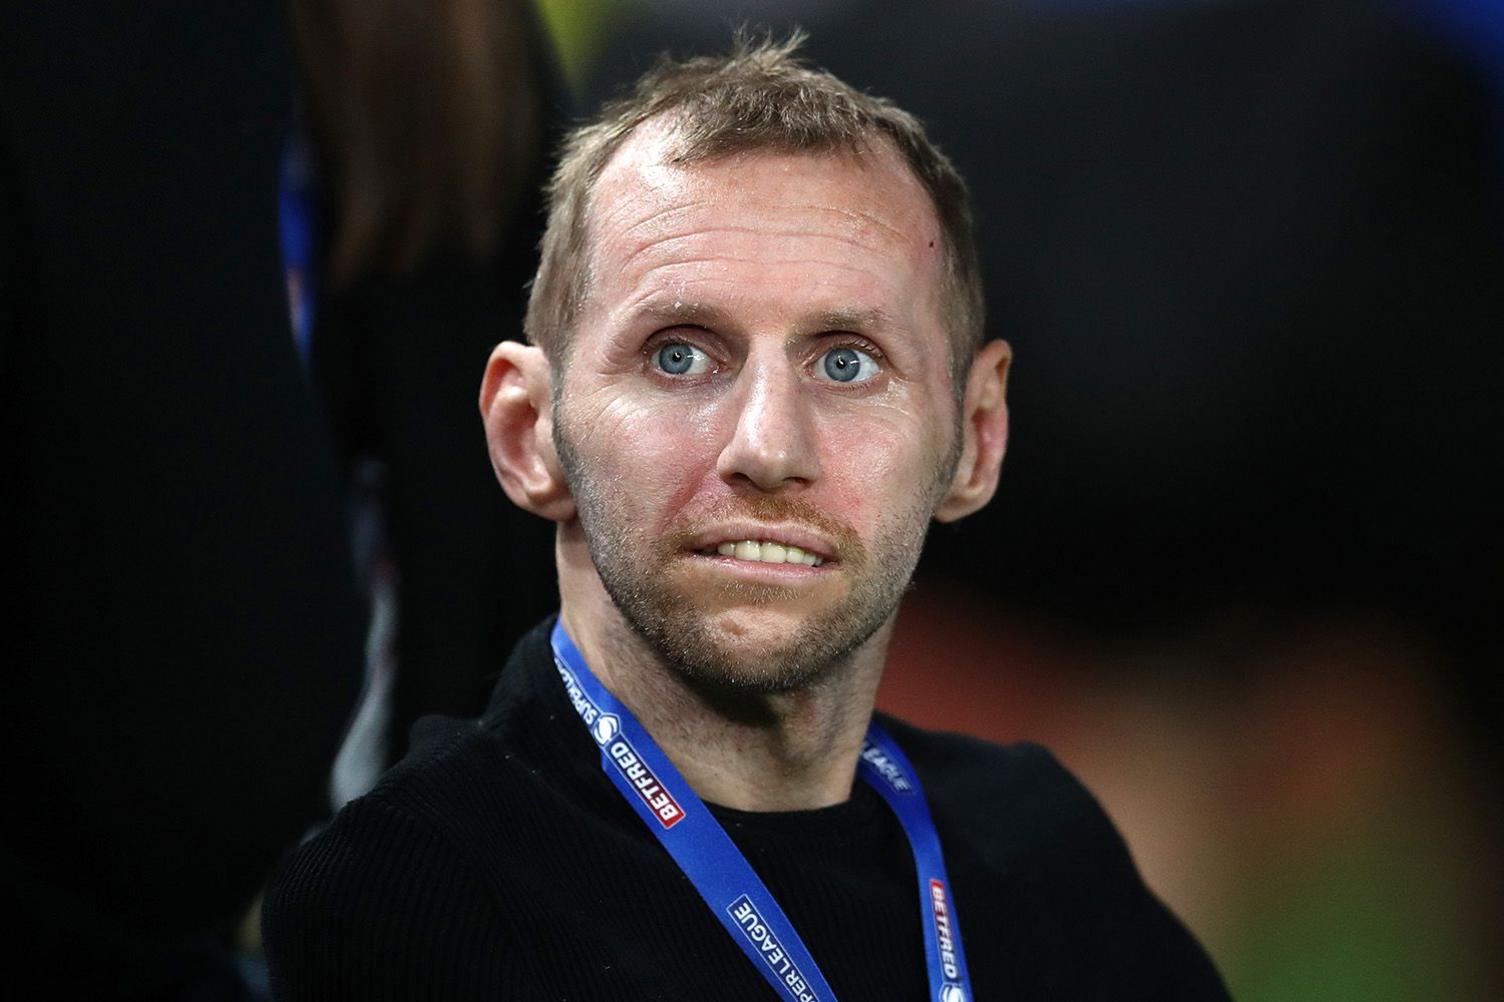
815, 412, 934, 521
583, 392, 722, 528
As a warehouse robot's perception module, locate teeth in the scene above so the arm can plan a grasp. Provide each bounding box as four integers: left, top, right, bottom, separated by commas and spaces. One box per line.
708, 539, 825, 566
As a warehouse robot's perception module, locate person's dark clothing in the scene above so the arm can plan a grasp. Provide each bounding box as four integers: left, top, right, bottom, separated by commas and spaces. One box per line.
303, 6, 562, 766
264, 618, 1229, 1000
1, 2, 363, 996
310, 236, 556, 767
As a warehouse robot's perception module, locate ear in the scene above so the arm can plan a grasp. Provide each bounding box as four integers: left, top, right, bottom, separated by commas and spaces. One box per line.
934, 339, 1011, 523
479, 341, 576, 522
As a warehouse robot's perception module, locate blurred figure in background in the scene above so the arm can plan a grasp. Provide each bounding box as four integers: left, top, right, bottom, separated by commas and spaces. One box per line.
287, 0, 560, 781
1, 2, 363, 997
581, 0, 1504, 998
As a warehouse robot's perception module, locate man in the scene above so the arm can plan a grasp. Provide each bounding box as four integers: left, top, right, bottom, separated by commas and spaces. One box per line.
264, 36, 1229, 1001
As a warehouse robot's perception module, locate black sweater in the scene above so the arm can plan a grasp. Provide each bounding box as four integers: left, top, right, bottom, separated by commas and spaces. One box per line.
264, 619, 1228, 1000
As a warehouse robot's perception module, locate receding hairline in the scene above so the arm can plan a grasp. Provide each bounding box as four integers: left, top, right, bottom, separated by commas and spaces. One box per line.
591, 112, 941, 255
524, 33, 986, 386
564, 113, 957, 362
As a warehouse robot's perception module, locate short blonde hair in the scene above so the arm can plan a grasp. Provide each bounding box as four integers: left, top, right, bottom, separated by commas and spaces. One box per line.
524, 32, 985, 380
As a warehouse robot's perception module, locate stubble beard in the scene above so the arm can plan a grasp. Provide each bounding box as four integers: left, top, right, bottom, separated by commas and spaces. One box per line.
553, 404, 961, 696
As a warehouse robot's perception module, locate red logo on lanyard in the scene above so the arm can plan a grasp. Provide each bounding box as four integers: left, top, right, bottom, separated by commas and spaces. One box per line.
608, 739, 684, 828
930, 879, 961, 982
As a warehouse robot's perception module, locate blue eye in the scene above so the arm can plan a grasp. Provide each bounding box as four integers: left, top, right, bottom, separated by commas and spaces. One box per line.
654, 342, 710, 376
818, 346, 880, 383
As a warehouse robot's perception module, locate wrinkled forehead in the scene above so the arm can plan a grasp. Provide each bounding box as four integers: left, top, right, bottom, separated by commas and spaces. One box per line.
581, 116, 945, 307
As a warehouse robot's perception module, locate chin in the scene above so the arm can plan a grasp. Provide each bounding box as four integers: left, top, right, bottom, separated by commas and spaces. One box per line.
632, 597, 883, 696
671, 640, 837, 696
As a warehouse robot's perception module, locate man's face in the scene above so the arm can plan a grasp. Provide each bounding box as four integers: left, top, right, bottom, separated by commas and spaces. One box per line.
554, 130, 961, 692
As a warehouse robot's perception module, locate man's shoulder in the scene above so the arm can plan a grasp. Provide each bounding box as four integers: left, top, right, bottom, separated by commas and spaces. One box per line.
262, 719, 522, 944
261, 723, 520, 997
276, 718, 504, 884
878, 714, 1070, 785
385, 713, 501, 792
359, 712, 535, 836
271, 617, 588, 898
878, 716, 1231, 997
876, 713, 1096, 818
875, 714, 1130, 875
358, 619, 571, 830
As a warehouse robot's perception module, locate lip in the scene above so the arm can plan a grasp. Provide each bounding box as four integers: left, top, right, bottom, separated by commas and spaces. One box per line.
684, 552, 834, 581
681, 523, 838, 562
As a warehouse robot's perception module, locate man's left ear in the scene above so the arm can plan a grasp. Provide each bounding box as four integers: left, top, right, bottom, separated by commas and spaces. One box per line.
934, 339, 1011, 523
479, 340, 577, 523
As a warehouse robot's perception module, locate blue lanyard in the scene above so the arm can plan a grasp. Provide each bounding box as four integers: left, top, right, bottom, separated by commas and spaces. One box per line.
550, 620, 973, 1002
277, 130, 319, 365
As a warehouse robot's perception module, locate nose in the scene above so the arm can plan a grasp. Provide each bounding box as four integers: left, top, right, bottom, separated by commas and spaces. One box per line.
715, 352, 822, 491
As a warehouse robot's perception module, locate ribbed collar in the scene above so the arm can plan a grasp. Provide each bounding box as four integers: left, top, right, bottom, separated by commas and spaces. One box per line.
480, 615, 889, 840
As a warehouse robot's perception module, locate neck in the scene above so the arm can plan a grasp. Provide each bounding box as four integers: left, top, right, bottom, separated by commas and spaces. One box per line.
557, 531, 891, 812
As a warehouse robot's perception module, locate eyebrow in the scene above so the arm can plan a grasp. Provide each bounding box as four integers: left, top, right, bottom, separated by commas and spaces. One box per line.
629, 300, 900, 335
808, 307, 898, 333
631, 300, 734, 329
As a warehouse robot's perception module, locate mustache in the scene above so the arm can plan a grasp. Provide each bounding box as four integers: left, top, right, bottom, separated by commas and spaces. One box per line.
665, 495, 867, 567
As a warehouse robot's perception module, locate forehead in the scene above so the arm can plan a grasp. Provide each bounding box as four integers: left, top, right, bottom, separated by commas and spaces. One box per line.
579, 121, 945, 330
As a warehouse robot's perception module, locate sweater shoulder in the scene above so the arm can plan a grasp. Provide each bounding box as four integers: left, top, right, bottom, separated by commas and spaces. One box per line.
367, 713, 500, 812
876, 716, 1231, 998
262, 789, 514, 1000
874, 715, 1132, 876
